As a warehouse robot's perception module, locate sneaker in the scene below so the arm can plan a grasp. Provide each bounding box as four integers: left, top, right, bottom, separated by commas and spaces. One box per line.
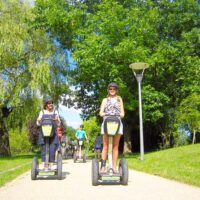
113, 169, 119, 174
51, 165, 57, 170
44, 165, 49, 171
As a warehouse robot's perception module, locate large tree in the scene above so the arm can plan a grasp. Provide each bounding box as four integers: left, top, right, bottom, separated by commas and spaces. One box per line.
34, 0, 200, 151
70, 0, 199, 150
0, 0, 69, 156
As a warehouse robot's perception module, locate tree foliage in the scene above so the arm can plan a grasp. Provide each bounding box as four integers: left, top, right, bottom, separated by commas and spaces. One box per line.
4, 0, 197, 152
0, 0, 69, 156
83, 117, 100, 150
33, 0, 200, 150
176, 93, 200, 144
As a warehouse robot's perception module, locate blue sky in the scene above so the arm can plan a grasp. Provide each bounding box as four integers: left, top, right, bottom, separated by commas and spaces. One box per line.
58, 104, 82, 129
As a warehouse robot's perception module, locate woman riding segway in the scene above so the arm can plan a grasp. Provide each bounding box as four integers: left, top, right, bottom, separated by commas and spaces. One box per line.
91, 82, 128, 185
31, 97, 62, 180
100, 83, 124, 173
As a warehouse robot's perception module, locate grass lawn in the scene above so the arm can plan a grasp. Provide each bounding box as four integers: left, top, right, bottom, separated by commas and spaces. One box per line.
126, 143, 200, 187
0, 154, 34, 187
1, 144, 200, 188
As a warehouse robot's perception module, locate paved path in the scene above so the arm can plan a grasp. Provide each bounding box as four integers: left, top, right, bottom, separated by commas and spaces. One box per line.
0, 159, 200, 200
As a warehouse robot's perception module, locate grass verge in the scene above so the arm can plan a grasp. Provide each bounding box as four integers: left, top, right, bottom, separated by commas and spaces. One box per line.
0, 154, 34, 187
125, 143, 200, 187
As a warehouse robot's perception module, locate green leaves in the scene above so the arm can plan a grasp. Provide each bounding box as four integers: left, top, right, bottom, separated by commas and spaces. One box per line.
143, 85, 170, 122
32, 0, 200, 148
0, 0, 69, 128
176, 93, 200, 133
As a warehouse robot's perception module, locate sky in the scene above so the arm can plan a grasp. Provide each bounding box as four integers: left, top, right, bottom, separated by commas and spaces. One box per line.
58, 104, 82, 129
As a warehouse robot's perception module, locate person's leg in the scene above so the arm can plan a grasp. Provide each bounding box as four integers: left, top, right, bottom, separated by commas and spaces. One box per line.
101, 134, 108, 172
82, 141, 85, 156
112, 134, 121, 172
41, 145, 45, 162
49, 143, 57, 163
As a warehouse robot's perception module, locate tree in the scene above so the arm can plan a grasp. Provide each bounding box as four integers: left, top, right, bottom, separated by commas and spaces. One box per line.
83, 117, 100, 151
34, 0, 200, 151
69, 0, 200, 150
176, 93, 200, 144
0, 0, 68, 156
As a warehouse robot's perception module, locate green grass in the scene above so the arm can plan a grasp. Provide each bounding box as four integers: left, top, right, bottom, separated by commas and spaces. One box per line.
1, 144, 200, 188
126, 143, 200, 187
0, 154, 34, 187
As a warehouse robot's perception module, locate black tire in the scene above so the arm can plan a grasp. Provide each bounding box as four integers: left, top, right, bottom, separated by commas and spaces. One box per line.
119, 158, 129, 185
83, 154, 86, 163
57, 152, 62, 180
61, 148, 66, 159
92, 159, 99, 186
31, 157, 38, 180
73, 152, 77, 163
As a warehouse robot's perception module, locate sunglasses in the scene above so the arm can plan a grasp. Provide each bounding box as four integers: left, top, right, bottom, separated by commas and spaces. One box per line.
47, 102, 53, 105
109, 87, 116, 91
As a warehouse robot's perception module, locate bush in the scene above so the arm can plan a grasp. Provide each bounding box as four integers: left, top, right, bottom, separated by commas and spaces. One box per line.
9, 128, 33, 155
27, 119, 40, 146
173, 130, 190, 147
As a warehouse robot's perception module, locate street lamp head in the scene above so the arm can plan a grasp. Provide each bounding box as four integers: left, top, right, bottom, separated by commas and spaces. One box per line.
129, 62, 149, 70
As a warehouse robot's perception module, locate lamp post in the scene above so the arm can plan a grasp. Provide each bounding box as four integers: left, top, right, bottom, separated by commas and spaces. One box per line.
129, 62, 149, 160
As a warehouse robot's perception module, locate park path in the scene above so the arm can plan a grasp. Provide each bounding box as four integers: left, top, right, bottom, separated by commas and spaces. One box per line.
0, 159, 200, 200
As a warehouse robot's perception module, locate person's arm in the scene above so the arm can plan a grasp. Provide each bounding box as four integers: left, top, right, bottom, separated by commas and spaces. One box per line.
84, 131, 88, 140
55, 111, 61, 126
75, 130, 78, 139
119, 96, 125, 118
36, 111, 43, 126
99, 98, 106, 117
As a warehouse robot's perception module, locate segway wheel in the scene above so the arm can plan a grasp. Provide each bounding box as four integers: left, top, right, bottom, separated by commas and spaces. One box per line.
92, 159, 99, 186
73, 153, 77, 163
57, 152, 62, 180
31, 157, 38, 180
83, 154, 86, 163
61, 148, 66, 159
119, 158, 129, 185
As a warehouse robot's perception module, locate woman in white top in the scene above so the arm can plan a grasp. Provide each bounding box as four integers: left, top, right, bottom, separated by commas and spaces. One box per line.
99, 83, 125, 173
36, 97, 61, 169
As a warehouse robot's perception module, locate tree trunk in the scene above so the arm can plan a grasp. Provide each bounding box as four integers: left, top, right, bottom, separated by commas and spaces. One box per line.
121, 110, 138, 153
0, 111, 11, 156
123, 131, 132, 153
192, 129, 196, 144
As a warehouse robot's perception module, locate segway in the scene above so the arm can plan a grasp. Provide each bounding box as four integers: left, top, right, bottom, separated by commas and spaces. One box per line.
91, 116, 128, 186
31, 117, 62, 180
74, 139, 86, 163
60, 140, 67, 159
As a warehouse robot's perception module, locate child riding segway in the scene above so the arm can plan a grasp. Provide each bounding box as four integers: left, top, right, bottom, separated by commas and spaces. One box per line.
31, 97, 62, 180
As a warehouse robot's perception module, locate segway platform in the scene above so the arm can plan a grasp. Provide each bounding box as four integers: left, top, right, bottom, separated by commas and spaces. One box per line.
100, 171, 121, 182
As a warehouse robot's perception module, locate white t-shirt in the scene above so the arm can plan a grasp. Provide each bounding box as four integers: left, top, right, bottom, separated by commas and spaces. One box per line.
36, 109, 60, 126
